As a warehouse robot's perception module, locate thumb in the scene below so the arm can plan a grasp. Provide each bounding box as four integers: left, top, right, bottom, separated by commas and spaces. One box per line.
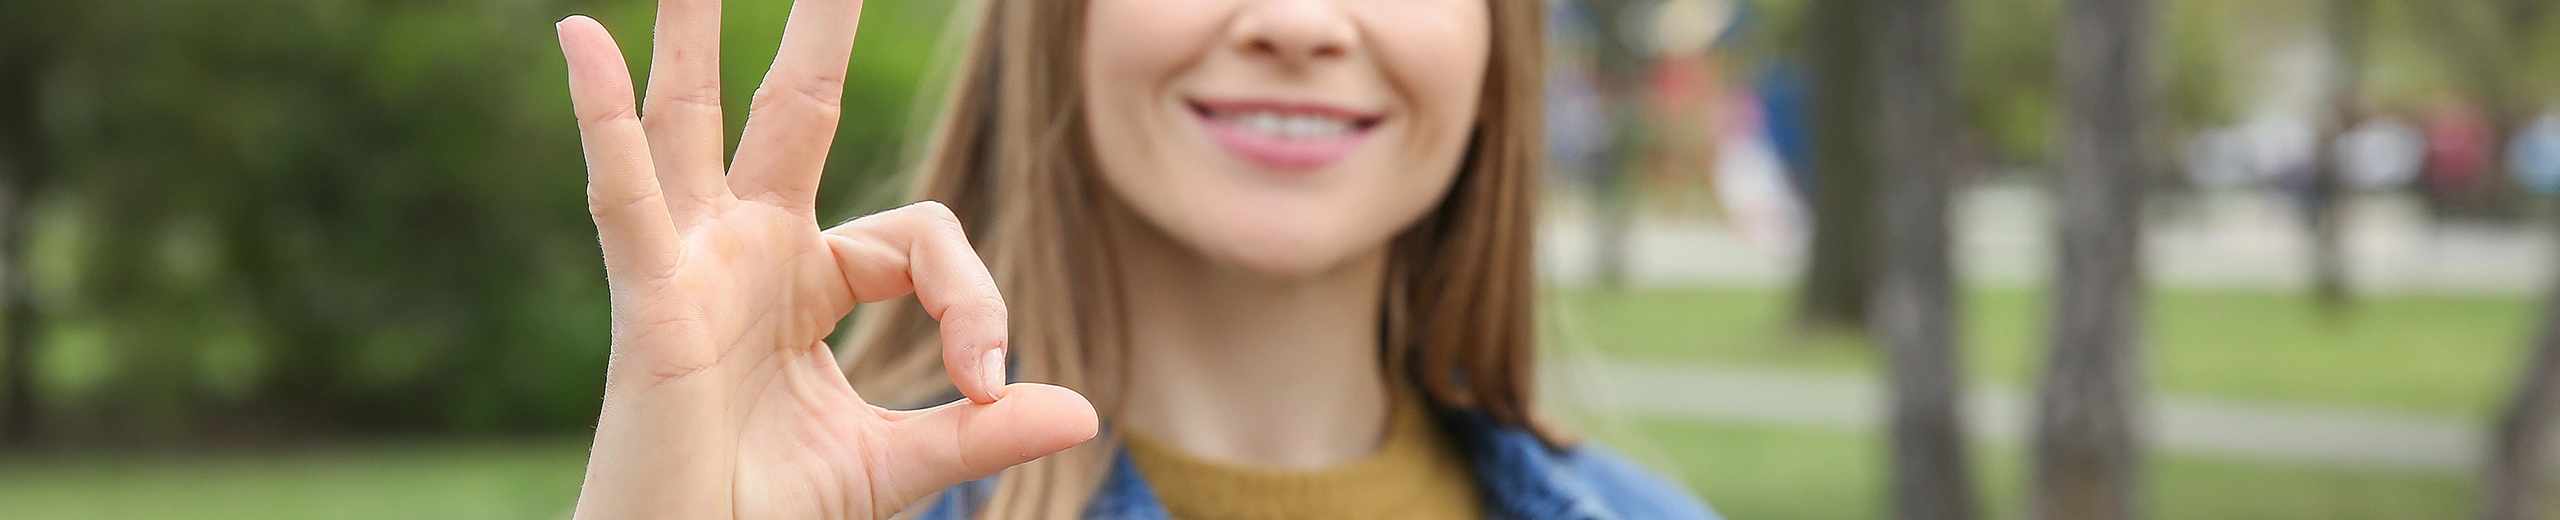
867, 383, 1100, 514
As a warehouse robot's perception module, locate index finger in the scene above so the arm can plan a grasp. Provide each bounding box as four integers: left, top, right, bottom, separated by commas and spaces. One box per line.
559, 16, 681, 282
821, 201, 1009, 404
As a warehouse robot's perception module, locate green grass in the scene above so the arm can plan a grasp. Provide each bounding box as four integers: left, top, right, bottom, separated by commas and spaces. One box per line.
1623, 419, 2478, 520
1553, 287, 2543, 417
0, 439, 588, 520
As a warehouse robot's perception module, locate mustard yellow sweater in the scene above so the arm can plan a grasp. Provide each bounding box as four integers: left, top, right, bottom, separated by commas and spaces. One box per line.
1122, 391, 1483, 520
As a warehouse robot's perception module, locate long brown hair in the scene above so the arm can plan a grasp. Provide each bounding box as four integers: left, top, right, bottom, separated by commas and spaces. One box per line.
841, 1, 1552, 518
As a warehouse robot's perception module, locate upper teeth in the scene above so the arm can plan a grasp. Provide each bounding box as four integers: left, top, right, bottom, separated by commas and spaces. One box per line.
1224, 111, 1354, 139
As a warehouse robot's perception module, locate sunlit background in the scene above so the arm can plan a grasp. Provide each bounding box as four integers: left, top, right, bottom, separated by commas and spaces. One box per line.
1, 0, 2557, 518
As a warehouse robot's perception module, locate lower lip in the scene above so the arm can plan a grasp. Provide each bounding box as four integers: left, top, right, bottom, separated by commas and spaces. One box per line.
1196, 114, 1372, 172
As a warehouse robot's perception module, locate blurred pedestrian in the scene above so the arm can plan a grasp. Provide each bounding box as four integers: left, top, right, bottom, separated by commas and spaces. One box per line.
1546, 0, 1611, 187
1636, 0, 1734, 214
2421, 98, 2497, 218
2337, 115, 2424, 191
2508, 111, 2560, 196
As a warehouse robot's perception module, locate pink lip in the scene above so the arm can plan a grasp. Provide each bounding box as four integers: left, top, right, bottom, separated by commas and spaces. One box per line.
1189, 99, 1383, 172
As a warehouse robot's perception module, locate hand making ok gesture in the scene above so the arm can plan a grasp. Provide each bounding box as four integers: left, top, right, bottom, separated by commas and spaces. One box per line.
552, 0, 1098, 518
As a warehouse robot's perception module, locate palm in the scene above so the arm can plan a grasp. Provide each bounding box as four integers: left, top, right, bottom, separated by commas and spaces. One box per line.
552, 1, 1096, 519
652, 203, 875, 517
655, 205, 852, 378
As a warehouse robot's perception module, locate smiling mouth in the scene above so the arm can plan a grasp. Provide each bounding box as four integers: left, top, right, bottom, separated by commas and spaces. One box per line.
1187, 99, 1384, 171
1187, 100, 1384, 140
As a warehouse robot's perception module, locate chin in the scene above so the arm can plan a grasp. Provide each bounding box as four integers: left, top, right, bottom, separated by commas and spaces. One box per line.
1214, 243, 1343, 279
1189, 217, 1368, 279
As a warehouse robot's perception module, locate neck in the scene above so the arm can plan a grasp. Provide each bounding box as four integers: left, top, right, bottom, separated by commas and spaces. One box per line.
1111, 214, 1395, 470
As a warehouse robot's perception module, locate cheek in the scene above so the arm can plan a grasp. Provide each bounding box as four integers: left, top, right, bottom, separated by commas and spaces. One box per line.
1081, 1, 1211, 248
1363, 1, 1492, 162
1083, 0, 1225, 164
1345, 2, 1490, 241
1084, 0, 1226, 90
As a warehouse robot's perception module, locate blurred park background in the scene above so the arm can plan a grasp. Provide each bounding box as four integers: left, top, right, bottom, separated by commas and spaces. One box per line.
2, 0, 2558, 518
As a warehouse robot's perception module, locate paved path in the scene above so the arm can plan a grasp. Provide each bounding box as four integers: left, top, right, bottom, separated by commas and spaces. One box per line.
1539, 186, 2554, 294
1550, 360, 2486, 472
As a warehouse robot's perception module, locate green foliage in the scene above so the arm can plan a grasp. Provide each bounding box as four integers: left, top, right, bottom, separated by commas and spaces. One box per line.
2384, 0, 2560, 111
1738, 0, 2235, 168
2164, 0, 2241, 133
1956, 0, 2063, 166
1949, 0, 2239, 168
0, 0, 954, 440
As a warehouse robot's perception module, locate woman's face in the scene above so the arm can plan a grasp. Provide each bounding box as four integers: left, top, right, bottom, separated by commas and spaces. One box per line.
1081, 0, 1491, 277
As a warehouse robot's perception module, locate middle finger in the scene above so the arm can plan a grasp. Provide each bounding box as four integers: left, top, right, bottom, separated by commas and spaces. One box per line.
641, 0, 735, 227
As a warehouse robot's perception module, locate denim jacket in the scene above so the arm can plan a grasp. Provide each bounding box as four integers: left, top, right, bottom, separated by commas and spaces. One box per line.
914, 410, 1722, 520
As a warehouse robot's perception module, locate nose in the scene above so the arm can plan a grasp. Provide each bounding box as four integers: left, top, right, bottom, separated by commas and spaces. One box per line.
1228, 0, 1358, 67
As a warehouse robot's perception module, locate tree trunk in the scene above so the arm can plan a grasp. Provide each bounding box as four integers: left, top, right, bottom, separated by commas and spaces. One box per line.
1594, 113, 1641, 291
2484, 243, 2560, 520
0, 186, 29, 448
0, 34, 44, 447
1872, 0, 1976, 518
2480, 188, 2560, 520
1578, 0, 1654, 292
1796, 0, 1880, 334
2031, 0, 2151, 518
2460, 0, 2559, 514
2308, 0, 2370, 314
0, 171, 29, 448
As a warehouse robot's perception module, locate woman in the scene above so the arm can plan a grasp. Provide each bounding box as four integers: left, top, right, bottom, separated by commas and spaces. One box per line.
554, 1, 1718, 519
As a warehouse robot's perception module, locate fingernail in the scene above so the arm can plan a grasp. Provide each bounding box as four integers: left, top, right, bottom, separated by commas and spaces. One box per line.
980, 345, 1007, 401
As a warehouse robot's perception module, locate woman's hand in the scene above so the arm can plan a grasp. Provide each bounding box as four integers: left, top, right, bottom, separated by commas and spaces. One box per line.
553, 1, 1097, 518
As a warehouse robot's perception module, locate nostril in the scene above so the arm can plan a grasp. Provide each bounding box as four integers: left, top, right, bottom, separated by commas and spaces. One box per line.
1242, 37, 1346, 61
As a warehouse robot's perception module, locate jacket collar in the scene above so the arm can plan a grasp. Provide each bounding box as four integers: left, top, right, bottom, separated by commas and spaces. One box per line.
1065, 410, 1615, 520
1436, 410, 1618, 520
913, 410, 1618, 520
